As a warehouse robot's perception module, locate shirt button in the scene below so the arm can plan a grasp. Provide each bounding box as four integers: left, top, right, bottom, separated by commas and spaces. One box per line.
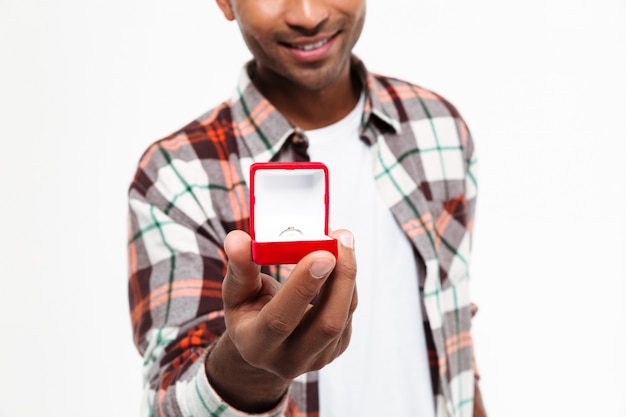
292, 133, 306, 144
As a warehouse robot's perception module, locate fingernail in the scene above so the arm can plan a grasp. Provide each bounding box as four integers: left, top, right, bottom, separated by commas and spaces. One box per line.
310, 259, 335, 279
339, 231, 354, 250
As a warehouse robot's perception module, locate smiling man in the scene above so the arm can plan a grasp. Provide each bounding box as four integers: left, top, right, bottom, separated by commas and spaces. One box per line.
128, 1, 484, 416
221, 0, 365, 130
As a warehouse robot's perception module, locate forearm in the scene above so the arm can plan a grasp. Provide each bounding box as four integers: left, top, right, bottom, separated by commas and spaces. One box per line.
206, 331, 291, 413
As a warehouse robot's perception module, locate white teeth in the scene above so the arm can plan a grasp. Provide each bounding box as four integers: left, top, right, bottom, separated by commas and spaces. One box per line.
294, 38, 329, 51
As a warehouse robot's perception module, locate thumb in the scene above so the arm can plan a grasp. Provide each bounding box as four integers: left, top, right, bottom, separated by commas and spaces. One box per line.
223, 230, 262, 308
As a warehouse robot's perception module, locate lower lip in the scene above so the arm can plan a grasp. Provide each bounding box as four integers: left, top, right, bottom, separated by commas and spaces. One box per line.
283, 36, 336, 63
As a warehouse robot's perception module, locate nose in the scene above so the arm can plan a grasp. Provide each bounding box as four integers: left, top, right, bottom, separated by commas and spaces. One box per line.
284, 0, 330, 32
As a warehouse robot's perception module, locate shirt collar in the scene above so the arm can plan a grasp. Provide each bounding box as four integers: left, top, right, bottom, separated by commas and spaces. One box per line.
230, 55, 402, 163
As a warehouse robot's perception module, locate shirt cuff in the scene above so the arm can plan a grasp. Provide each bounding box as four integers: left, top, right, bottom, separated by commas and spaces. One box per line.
176, 351, 289, 417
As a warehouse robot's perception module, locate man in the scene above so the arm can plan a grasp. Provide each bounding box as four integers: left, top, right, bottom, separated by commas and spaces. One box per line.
128, 0, 484, 416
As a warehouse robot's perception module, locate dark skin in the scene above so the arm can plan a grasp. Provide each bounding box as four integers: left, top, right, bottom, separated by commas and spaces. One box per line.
216, 0, 366, 130
207, 230, 357, 412
253, 62, 362, 130
208, 1, 366, 410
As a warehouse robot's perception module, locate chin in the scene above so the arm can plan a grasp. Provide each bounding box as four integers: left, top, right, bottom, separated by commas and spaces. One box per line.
289, 62, 349, 91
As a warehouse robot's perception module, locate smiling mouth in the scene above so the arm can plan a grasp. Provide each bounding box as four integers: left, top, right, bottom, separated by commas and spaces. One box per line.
283, 33, 338, 51
291, 38, 331, 51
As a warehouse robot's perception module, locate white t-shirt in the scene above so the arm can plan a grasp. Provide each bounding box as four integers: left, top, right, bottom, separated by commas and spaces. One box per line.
305, 95, 436, 417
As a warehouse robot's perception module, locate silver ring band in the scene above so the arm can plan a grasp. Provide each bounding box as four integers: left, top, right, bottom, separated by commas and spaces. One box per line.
279, 226, 303, 237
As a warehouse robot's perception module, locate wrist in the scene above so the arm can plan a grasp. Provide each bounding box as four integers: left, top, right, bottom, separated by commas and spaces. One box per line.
206, 331, 291, 413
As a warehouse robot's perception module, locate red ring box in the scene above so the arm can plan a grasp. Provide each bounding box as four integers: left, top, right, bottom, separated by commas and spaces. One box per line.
250, 162, 338, 265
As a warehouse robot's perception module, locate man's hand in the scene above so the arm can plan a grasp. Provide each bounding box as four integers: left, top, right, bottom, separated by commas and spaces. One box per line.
206, 229, 357, 413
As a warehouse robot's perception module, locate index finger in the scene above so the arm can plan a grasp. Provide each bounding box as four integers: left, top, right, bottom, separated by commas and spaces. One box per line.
296, 229, 357, 345
255, 250, 337, 347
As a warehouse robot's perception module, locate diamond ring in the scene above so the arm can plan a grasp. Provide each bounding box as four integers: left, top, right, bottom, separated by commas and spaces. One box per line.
279, 226, 303, 237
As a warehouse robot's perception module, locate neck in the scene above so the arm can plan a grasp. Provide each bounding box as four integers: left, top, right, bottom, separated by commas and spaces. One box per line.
251, 62, 362, 131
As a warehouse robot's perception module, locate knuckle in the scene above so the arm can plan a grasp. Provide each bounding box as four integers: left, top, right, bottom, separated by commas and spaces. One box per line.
309, 357, 328, 373
350, 291, 358, 313
310, 341, 343, 371
291, 279, 320, 303
337, 262, 357, 280
318, 316, 345, 339
264, 312, 293, 336
338, 337, 350, 356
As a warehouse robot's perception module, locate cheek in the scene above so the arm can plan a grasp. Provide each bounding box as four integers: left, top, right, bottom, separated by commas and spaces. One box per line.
235, 1, 283, 32
353, 1, 367, 28
337, 0, 366, 18
335, 0, 366, 39
235, 8, 281, 47
238, 31, 285, 72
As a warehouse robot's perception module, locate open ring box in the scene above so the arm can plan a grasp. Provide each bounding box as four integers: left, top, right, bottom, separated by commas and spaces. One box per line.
250, 162, 338, 265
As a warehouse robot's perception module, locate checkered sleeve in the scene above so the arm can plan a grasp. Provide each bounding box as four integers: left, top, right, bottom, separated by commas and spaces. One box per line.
443, 103, 480, 417
459, 110, 478, 243
127, 122, 287, 416
460, 113, 480, 379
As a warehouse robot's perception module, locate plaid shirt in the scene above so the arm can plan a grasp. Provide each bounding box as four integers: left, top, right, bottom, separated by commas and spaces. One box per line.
128, 57, 478, 417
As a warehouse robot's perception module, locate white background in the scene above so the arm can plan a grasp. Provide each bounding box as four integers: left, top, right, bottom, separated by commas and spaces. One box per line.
1, 0, 625, 416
